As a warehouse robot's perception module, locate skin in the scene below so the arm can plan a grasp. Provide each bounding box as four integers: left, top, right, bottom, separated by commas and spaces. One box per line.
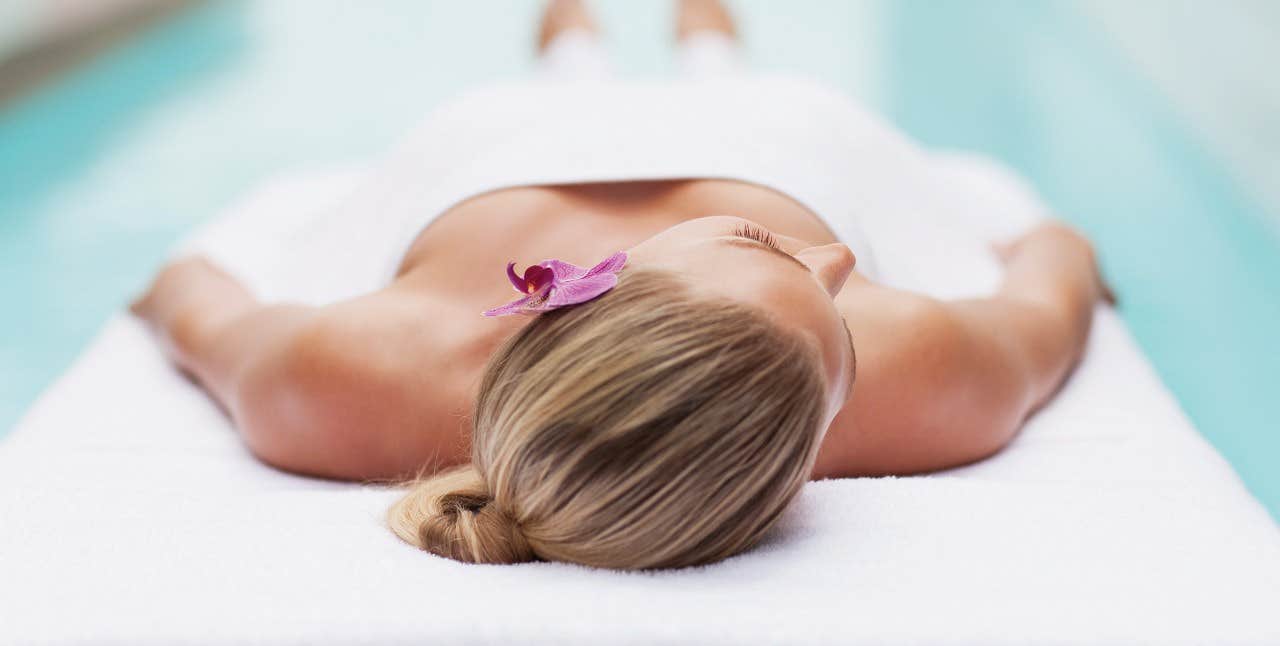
131, 0, 1112, 482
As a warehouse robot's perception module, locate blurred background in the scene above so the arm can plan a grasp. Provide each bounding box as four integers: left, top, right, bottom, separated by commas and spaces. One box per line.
1, 0, 1276, 518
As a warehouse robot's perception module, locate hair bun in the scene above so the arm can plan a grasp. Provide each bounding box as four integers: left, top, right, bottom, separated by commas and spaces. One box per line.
388, 465, 536, 564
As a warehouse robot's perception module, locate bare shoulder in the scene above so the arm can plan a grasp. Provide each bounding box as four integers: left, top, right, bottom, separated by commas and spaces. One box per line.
236, 288, 490, 481
811, 277, 1029, 479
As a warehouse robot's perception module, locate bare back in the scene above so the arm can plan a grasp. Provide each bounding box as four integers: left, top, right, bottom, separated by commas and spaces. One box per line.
379, 178, 866, 473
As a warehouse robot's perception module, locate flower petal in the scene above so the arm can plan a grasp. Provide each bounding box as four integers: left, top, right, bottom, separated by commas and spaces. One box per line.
483, 292, 545, 317
584, 251, 627, 277
541, 259, 590, 282
545, 273, 619, 307
505, 262, 526, 293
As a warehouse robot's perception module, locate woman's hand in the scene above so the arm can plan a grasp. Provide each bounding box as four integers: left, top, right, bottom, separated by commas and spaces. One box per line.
131, 256, 217, 323
131, 257, 257, 370
992, 222, 1116, 306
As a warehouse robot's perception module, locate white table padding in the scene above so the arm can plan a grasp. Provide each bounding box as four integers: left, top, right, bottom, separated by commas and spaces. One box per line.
2, 160, 1278, 646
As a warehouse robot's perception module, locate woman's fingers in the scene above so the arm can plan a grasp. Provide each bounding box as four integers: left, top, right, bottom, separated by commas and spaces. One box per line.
131, 256, 223, 323
989, 239, 1017, 263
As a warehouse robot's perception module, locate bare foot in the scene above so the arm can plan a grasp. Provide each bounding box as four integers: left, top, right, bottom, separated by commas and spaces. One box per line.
677, 0, 738, 41
538, 0, 599, 52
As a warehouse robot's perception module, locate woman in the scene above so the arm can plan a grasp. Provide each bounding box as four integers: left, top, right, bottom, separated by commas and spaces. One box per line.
132, 0, 1110, 569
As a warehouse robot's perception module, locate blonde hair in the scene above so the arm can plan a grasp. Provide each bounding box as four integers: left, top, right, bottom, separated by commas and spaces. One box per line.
388, 269, 829, 569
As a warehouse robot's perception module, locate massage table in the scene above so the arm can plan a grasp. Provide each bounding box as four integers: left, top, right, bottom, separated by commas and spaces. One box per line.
2, 153, 1277, 645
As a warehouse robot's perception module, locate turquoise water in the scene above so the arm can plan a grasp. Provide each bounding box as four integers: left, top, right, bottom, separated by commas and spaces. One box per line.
1, 1, 1276, 518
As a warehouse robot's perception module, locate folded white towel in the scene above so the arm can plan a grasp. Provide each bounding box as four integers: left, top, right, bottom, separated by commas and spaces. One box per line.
1, 158, 1277, 645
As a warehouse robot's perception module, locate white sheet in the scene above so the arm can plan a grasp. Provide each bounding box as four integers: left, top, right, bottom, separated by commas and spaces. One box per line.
2, 158, 1278, 645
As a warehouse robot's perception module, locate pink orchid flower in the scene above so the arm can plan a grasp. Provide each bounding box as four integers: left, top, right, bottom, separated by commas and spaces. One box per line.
482, 251, 627, 317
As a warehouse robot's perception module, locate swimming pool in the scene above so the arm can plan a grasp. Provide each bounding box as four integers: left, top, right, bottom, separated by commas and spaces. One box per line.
2, 0, 1276, 519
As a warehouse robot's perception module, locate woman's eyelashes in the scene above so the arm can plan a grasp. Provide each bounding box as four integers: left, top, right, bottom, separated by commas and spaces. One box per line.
731, 224, 781, 251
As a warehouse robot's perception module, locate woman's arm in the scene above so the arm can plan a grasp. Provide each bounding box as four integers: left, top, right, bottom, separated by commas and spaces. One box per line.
951, 222, 1112, 412
130, 258, 318, 411
814, 222, 1111, 479
132, 257, 471, 480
